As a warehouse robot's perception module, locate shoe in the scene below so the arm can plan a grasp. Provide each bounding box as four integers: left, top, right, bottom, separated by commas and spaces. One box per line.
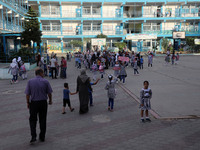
10, 80, 13, 84
90, 104, 94, 107
30, 138, 37, 144
39, 138, 45, 142
71, 108, 75, 112
146, 118, 151, 122
62, 112, 66, 114
108, 107, 111, 111
110, 109, 113, 112
141, 119, 145, 123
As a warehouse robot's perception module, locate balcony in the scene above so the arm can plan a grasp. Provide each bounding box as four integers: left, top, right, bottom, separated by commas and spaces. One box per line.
0, 20, 24, 32
2, 0, 28, 14
82, 8, 101, 18
42, 24, 61, 35
123, 11, 142, 18
103, 10, 121, 18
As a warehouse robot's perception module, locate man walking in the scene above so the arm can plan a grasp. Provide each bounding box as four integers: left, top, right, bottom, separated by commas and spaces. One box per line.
25, 68, 53, 144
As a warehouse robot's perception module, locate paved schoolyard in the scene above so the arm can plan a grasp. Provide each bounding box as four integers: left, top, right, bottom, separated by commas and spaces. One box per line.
107, 55, 200, 118
0, 58, 200, 150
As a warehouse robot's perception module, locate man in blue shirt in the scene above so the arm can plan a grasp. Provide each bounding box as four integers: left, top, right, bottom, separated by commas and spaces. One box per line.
25, 68, 53, 144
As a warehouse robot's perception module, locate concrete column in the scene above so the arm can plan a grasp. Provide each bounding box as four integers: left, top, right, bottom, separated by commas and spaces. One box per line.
60, 21, 63, 35
38, 5, 41, 17
141, 23, 143, 33
3, 36, 6, 54
160, 22, 162, 34
61, 38, 63, 53
159, 38, 162, 51
2, 7, 4, 30
121, 5, 123, 18
6, 8, 8, 29
60, 2, 62, 18
101, 2, 103, 18
142, 6, 143, 17
180, 5, 182, 17
198, 22, 200, 33
10, 11, 13, 31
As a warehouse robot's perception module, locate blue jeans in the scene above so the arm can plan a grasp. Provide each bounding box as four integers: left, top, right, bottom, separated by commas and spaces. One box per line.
108, 98, 114, 109
120, 75, 125, 83
12, 75, 18, 82
89, 92, 93, 105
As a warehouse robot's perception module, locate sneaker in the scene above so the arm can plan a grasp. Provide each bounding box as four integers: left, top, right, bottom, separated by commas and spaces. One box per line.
10, 80, 13, 84
14, 80, 18, 83
62, 112, 66, 114
110, 109, 114, 112
30, 138, 37, 144
108, 107, 111, 111
146, 118, 151, 122
141, 119, 145, 123
71, 108, 75, 112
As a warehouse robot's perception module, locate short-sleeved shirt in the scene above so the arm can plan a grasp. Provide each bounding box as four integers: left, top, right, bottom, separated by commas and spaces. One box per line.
88, 82, 94, 93
25, 76, 53, 101
51, 58, 57, 67
63, 89, 70, 99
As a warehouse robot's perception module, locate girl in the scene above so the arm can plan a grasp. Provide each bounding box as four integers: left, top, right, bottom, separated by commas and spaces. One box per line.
148, 53, 153, 67
140, 81, 152, 123
119, 62, 127, 84
8, 58, 19, 84
99, 62, 104, 78
20, 62, 27, 80
133, 58, 139, 75
113, 61, 120, 82
91, 62, 98, 81
105, 75, 116, 112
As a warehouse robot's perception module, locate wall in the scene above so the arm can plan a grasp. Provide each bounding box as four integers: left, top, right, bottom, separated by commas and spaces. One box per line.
62, 4, 79, 17
102, 5, 120, 18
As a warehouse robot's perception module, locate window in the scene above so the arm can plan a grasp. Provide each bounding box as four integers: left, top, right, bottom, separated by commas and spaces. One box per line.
63, 26, 73, 32
83, 8, 90, 14
103, 25, 113, 31
51, 6, 59, 15
143, 40, 151, 47
83, 25, 91, 31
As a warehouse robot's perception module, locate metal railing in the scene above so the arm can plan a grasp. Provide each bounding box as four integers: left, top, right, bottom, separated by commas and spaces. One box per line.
2, 0, 28, 14
123, 11, 142, 18
0, 20, 24, 32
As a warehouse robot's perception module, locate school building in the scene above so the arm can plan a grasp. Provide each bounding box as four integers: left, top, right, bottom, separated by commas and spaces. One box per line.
0, 0, 29, 56
1, 0, 200, 54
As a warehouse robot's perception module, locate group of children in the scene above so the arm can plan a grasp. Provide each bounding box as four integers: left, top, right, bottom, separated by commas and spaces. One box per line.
8, 57, 27, 84
62, 73, 152, 123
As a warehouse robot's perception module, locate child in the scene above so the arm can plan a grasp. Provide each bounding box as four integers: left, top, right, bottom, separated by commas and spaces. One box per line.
89, 78, 100, 106
99, 63, 104, 78
20, 62, 27, 80
8, 58, 19, 84
133, 58, 139, 75
148, 54, 153, 67
140, 56, 144, 69
91, 62, 98, 81
140, 81, 152, 123
175, 53, 179, 65
43, 60, 48, 76
105, 75, 116, 112
119, 62, 127, 84
113, 61, 120, 82
62, 83, 76, 114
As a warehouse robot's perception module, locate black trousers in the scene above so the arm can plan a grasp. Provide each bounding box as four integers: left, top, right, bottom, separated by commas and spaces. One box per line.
29, 100, 48, 140
51, 67, 57, 78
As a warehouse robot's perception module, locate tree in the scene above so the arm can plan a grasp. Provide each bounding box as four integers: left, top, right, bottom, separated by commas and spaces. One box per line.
70, 40, 83, 47
161, 38, 169, 52
21, 7, 42, 47
114, 42, 126, 51
97, 33, 107, 39
185, 37, 195, 47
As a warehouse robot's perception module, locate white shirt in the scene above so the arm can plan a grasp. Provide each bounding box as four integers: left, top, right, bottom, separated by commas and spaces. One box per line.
50, 58, 57, 67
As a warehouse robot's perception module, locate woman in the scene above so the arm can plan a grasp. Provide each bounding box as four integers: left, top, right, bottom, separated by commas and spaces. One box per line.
119, 62, 127, 84
76, 69, 92, 114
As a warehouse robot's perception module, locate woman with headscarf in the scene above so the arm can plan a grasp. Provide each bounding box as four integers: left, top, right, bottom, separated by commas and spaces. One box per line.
76, 69, 92, 114
17, 56, 23, 68
8, 58, 19, 84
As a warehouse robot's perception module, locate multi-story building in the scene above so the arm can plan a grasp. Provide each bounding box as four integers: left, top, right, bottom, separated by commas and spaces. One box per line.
0, 0, 28, 55
28, 0, 200, 53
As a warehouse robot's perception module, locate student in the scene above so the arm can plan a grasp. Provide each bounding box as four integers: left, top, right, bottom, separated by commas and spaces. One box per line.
113, 61, 120, 82
105, 75, 116, 112
148, 54, 153, 67
99, 63, 104, 78
140, 56, 144, 69
43, 60, 48, 76
91, 61, 98, 81
119, 62, 127, 84
89, 78, 100, 106
140, 81, 152, 123
133, 58, 139, 75
62, 83, 76, 114
20, 62, 27, 80
8, 58, 19, 84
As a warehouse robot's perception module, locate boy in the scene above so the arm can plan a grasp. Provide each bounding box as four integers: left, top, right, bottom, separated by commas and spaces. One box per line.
140, 81, 152, 123
140, 56, 144, 69
62, 83, 77, 114
89, 78, 100, 106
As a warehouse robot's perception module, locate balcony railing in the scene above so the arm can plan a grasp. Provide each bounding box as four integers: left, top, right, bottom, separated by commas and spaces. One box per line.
2, 0, 28, 14
0, 20, 24, 32
123, 11, 142, 18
